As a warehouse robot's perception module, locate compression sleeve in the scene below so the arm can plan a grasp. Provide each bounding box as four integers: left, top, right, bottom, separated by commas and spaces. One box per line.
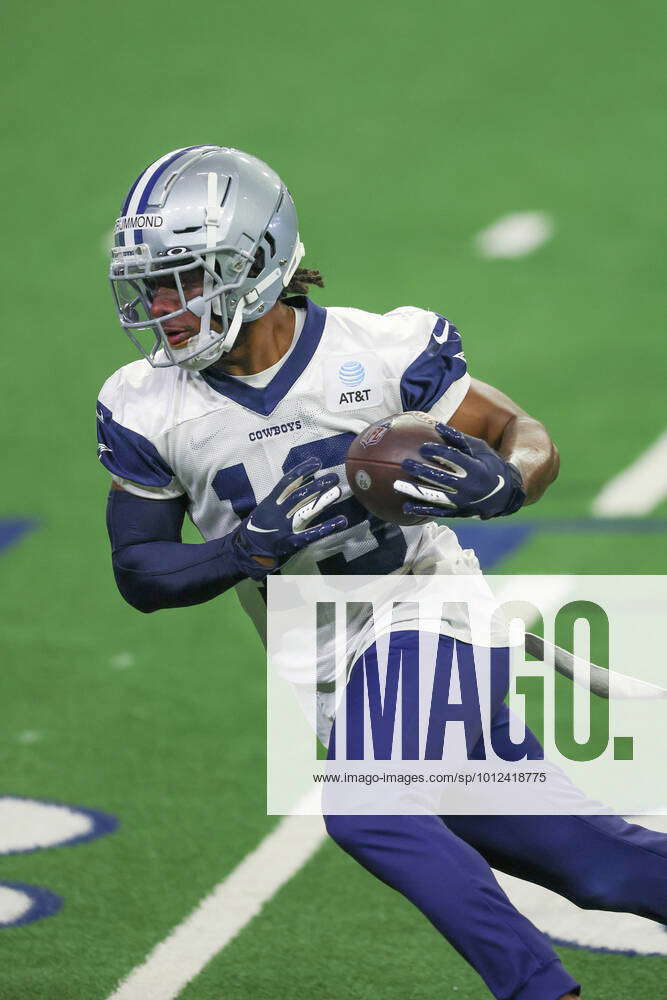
107, 488, 247, 613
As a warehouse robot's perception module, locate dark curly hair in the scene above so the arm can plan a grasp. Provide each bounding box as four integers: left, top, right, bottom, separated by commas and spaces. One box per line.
281, 267, 325, 297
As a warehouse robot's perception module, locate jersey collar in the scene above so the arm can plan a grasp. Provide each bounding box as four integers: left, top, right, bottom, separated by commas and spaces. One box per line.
199, 297, 326, 416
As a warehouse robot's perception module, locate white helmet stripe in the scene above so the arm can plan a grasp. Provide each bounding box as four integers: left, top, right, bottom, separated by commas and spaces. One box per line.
122, 146, 217, 246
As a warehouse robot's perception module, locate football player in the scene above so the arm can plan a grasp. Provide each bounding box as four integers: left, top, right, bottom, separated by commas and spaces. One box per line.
99, 146, 667, 1000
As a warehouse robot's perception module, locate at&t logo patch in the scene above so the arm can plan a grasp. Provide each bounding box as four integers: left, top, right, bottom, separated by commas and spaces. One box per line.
326, 354, 383, 412
338, 361, 365, 387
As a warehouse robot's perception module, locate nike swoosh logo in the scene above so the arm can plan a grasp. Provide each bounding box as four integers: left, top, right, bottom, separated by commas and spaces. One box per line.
432, 319, 450, 344
191, 428, 222, 451
96, 408, 105, 421
471, 475, 505, 504
97, 444, 112, 457
246, 517, 279, 534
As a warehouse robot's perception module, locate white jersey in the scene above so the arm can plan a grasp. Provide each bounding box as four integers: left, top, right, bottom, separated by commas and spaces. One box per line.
97, 297, 492, 646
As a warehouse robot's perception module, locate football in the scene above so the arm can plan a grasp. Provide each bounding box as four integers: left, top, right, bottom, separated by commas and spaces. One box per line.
345, 411, 444, 525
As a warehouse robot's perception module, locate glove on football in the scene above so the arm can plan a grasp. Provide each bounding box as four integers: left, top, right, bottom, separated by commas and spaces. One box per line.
395, 423, 526, 520
234, 457, 348, 579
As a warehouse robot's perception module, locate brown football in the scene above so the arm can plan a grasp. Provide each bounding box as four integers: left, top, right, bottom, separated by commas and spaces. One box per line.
345, 411, 444, 526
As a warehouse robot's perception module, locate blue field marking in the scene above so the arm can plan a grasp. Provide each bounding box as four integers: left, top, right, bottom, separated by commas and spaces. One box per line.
0, 882, 63, 929
450, 519, 667, 570
450, 523, 536, 569
530, 518, 667, 533
0, 798, 119, 930
0, 797, 119, 857
0, 519, 37, 555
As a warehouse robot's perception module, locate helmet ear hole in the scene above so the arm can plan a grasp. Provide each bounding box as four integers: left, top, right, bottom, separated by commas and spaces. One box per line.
265, 231, 276, 257
248, 246, 265, 279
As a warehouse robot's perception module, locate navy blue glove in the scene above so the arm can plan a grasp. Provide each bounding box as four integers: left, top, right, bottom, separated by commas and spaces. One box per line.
394, 424, 526, 520
234, 457, 349, 579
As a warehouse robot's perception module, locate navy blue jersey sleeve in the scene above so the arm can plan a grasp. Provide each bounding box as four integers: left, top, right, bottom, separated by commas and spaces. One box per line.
399, 315, 469, 413
106, 488, 246, 613
96, 400, 178, 491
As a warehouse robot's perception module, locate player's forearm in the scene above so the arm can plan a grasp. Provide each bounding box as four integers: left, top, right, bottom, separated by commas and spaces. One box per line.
111, 536, 246, 613
497, 414, 560, 505
106, 487, 248, 613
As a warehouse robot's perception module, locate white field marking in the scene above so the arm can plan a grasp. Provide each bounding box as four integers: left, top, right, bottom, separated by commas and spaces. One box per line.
17, 729, 43, 745
0, 798, 92, 854
474, 212, 553, 259
592, 429, 667, 516
109, 652, 135, 670
0, 885, 32, 925
106, 807, 326, 1000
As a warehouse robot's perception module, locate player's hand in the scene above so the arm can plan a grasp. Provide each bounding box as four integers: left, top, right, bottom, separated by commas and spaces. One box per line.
394, 423, 526, 520
234, 457, 348, 579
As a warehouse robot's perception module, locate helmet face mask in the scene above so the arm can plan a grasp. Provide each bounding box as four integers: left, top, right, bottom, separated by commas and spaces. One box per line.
110, 244, 253, 370
109, 146, 305, 371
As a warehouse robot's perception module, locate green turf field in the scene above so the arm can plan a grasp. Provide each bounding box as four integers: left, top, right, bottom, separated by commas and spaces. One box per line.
1, 0, 666, 996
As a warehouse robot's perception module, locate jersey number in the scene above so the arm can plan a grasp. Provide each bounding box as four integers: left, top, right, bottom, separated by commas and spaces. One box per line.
211, 432, 407, 574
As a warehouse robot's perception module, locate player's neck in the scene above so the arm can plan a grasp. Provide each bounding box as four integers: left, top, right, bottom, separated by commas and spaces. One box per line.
205, 301, 295, 377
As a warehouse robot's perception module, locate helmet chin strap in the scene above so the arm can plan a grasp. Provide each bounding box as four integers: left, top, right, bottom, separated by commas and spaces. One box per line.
283, 236, 305, 287
202, 171, 221, 335
168, 294, 246, 371
189, 258, 291, 362
169, 337, 226, 372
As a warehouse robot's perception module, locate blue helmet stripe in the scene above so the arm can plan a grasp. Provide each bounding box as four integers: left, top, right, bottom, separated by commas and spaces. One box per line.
120, 167, 146, 215
132, 145, 211, 244
118, 145, 215, 245
120, 145, 199, 215
117, 155, 168, 247
136, 145, 209, 213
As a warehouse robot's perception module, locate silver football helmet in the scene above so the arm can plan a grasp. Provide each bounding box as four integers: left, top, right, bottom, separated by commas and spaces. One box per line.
109, 145, 305, 371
